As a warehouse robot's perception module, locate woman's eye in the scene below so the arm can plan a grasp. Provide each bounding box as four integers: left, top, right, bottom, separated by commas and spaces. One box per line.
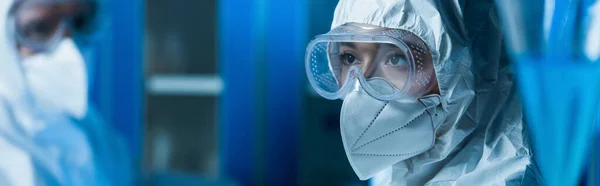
341, 53, 359, 65
21, 20, 55, 41
387, 54, 407, 66
18, 14, 63, 42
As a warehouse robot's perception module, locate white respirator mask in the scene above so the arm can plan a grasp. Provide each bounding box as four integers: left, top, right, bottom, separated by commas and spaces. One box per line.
21, 38, 88, 119
339, 78, 446, 180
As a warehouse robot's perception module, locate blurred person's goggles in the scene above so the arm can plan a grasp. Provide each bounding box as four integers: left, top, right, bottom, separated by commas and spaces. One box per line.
7, 0, 98, 52
305, 23, 434, 101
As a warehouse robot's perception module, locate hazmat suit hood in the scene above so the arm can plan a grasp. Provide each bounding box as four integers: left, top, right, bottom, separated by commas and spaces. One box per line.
0, 1, 39, 186
0, 0, 27, 107
332, 0, 537, 185
0, 1, 100, 185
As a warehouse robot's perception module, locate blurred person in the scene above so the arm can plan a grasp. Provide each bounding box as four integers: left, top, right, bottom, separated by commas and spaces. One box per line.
305, 0, 539, 185
0, 0, 132, 185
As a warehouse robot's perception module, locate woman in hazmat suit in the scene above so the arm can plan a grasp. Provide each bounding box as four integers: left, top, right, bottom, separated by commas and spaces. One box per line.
305, 0, 540, 185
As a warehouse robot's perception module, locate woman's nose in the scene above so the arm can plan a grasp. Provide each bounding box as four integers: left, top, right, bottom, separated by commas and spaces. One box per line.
361, 58, 377, 79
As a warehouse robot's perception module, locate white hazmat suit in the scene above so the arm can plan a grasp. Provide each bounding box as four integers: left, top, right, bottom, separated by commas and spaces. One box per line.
329, 0, 539, 185
0, 0, 131, 185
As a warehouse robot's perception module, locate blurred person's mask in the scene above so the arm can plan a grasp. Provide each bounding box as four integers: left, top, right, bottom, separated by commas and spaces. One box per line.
22, 38, 88, 119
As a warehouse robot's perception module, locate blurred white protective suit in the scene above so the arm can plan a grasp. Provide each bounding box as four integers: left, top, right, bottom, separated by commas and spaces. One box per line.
0, 0, 125, 185
0, 0, 95, 186
331, 0, 539, 185
0, 0, 36, 185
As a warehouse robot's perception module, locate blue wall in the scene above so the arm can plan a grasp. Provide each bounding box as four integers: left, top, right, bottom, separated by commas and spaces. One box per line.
91, 0, 144, 158
219, 0, 306, 185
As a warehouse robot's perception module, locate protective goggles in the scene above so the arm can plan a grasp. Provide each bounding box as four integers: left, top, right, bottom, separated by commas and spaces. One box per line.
7, 0, 98, 52
305, 23, 435, 101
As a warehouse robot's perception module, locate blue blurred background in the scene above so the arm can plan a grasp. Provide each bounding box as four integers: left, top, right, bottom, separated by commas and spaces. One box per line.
91, 0, 599, 185
92, 0, 368, 185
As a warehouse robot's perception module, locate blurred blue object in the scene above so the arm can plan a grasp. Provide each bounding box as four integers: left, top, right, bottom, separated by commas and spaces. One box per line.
263, 0, 305, 185
85, 0, 141, 184
594, 126, 599, 185
0, 104, 128, 186
106, 0, 144, 157
218, 0, 259, 184
34, 110, 134, 186
77, 0, 135, 184
495, 0, 600, 185
516, 60, 600, 186
219, 0, 306, 184
77, 108, 133, 186
22, 114, 98, 186
91, 0, 144, 182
